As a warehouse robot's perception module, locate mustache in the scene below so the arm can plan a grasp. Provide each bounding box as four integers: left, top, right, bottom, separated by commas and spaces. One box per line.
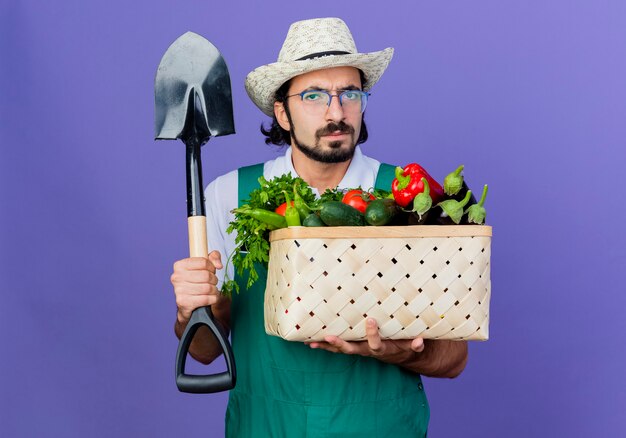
316, 121, 355, 138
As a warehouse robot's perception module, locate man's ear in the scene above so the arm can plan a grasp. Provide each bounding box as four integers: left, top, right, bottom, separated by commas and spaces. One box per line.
274, 101, 290, 131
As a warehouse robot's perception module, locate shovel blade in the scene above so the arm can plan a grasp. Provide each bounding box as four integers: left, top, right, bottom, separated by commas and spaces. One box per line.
155, 32, 235, 142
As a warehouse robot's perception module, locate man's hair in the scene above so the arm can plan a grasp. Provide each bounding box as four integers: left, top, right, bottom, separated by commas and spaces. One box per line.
260, 69, 369, 146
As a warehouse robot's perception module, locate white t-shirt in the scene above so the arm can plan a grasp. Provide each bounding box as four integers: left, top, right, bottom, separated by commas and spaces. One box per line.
204, 145, 382, 289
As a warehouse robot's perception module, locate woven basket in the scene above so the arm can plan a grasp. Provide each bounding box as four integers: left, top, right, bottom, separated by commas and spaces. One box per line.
264, 225, 492, 342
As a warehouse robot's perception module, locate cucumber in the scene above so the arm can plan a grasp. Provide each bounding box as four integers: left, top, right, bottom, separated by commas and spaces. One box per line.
319, 201, 365, 226
302, 213, 326, 227
365, 198, 401, 226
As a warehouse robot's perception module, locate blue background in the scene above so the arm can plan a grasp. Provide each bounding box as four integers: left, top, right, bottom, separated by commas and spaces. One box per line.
1, 1, 625, 436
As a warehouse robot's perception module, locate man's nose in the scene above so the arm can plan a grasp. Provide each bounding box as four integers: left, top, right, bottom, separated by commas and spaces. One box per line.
325, 94, 345, 121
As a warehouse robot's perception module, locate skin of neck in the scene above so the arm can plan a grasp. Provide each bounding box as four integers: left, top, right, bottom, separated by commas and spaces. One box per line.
290, 145, 352, 193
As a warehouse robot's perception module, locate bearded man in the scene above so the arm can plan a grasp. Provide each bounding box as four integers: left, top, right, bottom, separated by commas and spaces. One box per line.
170, 17, 468, 437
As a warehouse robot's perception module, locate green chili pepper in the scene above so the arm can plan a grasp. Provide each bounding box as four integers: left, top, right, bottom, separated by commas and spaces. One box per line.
283, 191, 301, 227
293, 182, 311, 220
233, 207, 287, 230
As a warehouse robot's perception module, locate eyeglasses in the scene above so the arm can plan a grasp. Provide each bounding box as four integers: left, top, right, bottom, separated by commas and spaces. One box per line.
286, 89, 370, 113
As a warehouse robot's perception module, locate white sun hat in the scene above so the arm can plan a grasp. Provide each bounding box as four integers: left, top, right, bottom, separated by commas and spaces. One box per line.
245, 17, 394, 117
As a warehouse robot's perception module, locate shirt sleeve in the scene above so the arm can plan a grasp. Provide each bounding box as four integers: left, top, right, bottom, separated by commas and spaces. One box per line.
204, 169, 238, 290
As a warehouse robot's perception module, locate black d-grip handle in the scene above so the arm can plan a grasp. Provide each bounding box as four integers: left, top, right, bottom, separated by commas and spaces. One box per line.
175, 306, 236, 393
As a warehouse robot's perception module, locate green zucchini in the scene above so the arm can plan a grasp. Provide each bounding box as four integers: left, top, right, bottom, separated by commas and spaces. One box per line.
319, 201, 365, 226
365, 198, 400, 226
302, 213, 326, 227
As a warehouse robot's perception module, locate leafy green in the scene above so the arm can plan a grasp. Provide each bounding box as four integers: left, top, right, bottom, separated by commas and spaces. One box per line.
316, 187, 344, 204
370, 187, 393, 200
223, 173, 316, 295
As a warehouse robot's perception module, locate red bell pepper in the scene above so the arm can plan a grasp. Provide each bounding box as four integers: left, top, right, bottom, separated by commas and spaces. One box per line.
391, 163, 444, 207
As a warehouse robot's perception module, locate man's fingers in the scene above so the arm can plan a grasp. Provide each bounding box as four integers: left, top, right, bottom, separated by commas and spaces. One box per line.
176, 294, 216, 317
308, 342, 341, 354
308, 337, 357, 355
174, 269, 217, 285
173, 282, 218, 296
326, 336, 369, 355
325, 336, 352, 354
308, 322, 385, 357
411, 337, 425, 353
306, 323, 424, 362
208, 250, 223, 269
172, 256, 222, 286
174, 257, 215, 272
365, 318, 384, 355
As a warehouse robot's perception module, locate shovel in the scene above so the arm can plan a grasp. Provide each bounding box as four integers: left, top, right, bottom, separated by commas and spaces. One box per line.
154, 31, 236, 394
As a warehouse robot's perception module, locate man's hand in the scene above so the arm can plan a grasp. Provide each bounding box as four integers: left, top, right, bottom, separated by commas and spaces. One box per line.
170, 251, 224, 325
170, 251, 231, 364
305, 318, 468, 378
306, 318, 423, 363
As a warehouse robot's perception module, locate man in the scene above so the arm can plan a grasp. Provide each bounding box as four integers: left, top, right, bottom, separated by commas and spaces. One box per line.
170, 17, 468, 437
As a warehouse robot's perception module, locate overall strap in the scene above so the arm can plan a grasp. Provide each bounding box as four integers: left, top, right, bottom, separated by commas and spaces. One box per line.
237, 163, 265, 208
374, 162, 397, 191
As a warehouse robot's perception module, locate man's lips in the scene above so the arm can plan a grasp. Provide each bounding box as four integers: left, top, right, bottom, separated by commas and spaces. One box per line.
321, 131, 349, 137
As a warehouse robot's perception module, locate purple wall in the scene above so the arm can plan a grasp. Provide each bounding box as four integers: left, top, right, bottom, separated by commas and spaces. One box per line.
2, 1, 625, 436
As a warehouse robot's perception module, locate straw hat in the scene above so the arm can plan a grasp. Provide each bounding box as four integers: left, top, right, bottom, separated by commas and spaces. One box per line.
245, 17, 394, 117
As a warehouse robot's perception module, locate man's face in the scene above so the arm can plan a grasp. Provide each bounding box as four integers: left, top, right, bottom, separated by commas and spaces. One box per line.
276, 66, 363, 163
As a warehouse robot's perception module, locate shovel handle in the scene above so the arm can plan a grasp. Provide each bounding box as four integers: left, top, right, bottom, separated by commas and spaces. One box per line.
175, 215, 236, 393
187, 216, 209, 257
175, 306, 236, 393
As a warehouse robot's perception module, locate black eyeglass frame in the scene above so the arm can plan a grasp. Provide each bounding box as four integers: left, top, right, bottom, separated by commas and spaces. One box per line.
285, 89, 371, 113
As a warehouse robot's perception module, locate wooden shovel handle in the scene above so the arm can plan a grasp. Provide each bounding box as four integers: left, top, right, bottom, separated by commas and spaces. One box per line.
188, 216, 208, 258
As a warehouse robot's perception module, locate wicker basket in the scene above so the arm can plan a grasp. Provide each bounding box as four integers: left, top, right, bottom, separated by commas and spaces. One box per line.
264, 225, 492, 342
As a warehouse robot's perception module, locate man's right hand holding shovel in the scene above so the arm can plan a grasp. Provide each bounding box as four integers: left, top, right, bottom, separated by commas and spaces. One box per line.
170, 250, 231, 364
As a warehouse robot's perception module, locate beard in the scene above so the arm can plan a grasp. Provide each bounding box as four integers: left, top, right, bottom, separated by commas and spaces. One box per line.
291, 120, 357, 164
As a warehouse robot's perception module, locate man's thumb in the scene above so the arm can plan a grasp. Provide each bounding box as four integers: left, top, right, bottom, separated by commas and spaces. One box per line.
208, 250, 223, 269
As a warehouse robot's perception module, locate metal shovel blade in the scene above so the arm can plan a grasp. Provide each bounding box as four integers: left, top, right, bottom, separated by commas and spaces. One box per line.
155, 31, 235, 142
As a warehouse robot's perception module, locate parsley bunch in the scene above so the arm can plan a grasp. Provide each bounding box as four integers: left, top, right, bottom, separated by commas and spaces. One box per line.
318, 187, 344, 203
223, 173, 316, 295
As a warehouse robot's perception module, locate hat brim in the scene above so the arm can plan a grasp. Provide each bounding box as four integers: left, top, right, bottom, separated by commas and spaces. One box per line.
245, 47, 394, 117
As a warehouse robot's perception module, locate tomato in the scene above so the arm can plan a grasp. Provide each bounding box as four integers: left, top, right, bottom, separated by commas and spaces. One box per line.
275, 201, 295, 216
341, 189, 375, 213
